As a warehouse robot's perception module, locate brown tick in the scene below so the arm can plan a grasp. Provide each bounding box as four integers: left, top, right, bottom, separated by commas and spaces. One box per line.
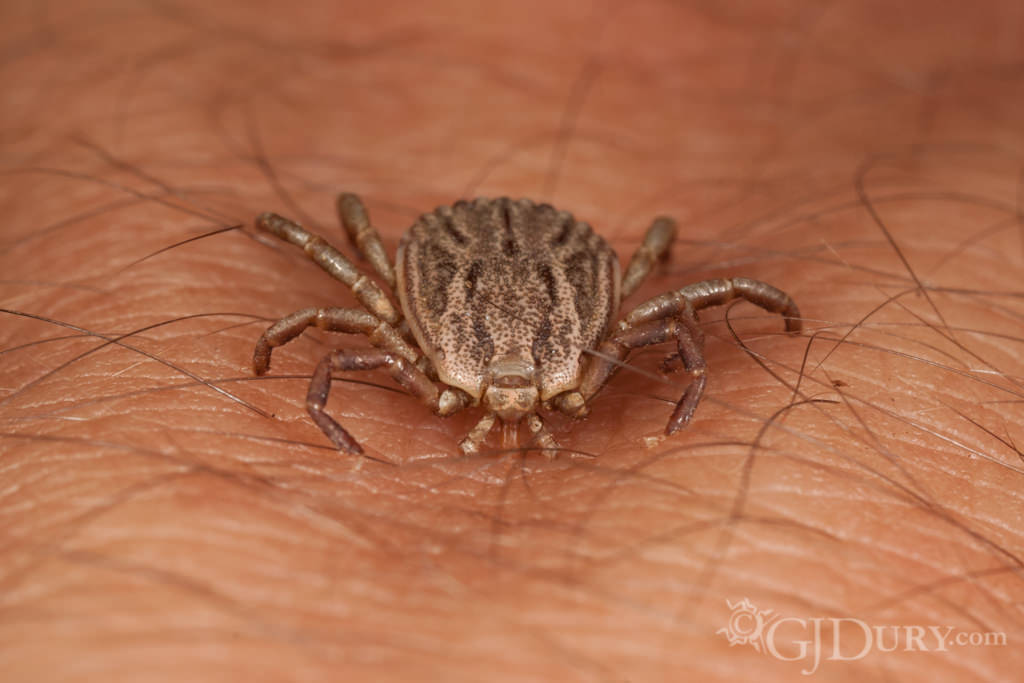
252, 195, 801, 456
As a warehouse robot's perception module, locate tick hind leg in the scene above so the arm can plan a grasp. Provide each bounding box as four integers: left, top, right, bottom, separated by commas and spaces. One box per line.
621, 216, 677, 298
336, 193, 396, 289
256, 212, 400, 325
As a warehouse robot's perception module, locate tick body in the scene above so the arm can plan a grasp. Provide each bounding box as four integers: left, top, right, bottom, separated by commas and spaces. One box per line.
253, 195, 801, 456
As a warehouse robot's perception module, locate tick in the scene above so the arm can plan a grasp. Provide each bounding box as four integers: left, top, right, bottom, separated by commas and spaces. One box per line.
252, 194, 801, 456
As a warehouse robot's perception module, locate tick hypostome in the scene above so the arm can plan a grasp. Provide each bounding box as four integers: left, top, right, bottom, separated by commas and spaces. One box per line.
252, 195, 801, 456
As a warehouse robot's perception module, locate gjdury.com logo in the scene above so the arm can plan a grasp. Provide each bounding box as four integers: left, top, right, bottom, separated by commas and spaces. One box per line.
718, 598, 1007, 675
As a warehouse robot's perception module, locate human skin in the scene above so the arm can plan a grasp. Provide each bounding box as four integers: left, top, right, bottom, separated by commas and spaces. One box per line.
2, 1, 1023, 681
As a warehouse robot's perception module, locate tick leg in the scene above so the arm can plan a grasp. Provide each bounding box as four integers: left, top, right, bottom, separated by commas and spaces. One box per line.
578, 318, 680, 403
556, 305, 710, 433
307, 348, 469, 454
336, 193, 396, 290
626, 277, 802, 332
554, 316, 680, 419
253, 307, 417, 375
526, 413, 559, 458
459, 413, 497, 457
621, 216, 677, 299
307, 349, 383, 453
659, 309, 704, 373
557, 277, 800, 429
256, 212, 400, 325
666, 310, 708, 434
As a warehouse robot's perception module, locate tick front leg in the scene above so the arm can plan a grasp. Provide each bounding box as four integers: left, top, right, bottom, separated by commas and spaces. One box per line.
555, 303, 710, 434
307, 348, 470, 454
458, 413, 497, 457
526, 413, 560, 457
556, 277, 801, 432
665, 311, 708, 433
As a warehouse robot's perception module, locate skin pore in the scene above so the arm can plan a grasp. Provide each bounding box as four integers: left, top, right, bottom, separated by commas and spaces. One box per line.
2, 1, 1023, 681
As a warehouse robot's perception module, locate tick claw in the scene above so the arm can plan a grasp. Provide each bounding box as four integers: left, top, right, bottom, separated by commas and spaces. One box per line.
660, 351, 681, 374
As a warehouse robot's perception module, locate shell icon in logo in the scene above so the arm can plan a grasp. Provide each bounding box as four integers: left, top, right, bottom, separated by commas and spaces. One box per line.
717, 598, 779, 653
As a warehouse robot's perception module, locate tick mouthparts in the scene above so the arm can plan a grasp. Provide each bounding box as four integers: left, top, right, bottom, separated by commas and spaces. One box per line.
491, 374, 533, 388
487, 352, 536, 388
500, 421, 519, 449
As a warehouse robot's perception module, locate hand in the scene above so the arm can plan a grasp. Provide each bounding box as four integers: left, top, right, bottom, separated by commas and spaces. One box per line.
3, 1, 1021, 680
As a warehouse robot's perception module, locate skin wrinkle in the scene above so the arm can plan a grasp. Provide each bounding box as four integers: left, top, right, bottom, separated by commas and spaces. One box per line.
2, 0, 1024, 681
